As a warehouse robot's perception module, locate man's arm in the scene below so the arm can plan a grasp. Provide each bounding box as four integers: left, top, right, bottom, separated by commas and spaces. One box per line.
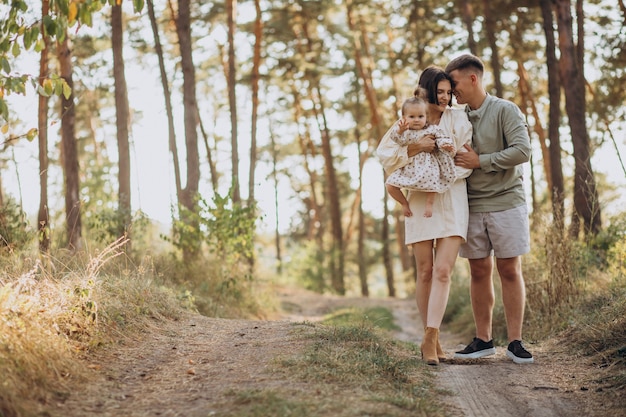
479, 102, 531, 172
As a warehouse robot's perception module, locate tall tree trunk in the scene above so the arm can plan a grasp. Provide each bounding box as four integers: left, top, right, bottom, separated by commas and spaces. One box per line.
268, 119, 282, 275
356, 124, 368, 297
460, 0, 478, 55
482, 0, 503, 97
176, 0, 201, 258
555, 0, 601, 236
57, 34, 82, 251
293, 18, 344, 294
226, 0, 241, 203
314, 86, 344, 294
37, 0, 50, 254
540, 0, 565, 229
248, 0, 262, 206
291, 86, 323, 242
346, 1, 383, 140
384, 25, 412, 277
112, 2, 132, 248
198, 108, 218, 191
347, 1, 393, 295
147, 0, 182, 200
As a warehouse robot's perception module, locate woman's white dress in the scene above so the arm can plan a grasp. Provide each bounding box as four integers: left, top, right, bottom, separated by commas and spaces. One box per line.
377, 108, 473, 244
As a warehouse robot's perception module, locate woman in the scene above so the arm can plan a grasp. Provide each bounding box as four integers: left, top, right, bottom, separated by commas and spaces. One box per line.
377, 66, 473, 365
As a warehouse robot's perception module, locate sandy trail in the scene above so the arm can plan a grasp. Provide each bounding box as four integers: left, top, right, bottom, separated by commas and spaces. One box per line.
46, 287, 610, 417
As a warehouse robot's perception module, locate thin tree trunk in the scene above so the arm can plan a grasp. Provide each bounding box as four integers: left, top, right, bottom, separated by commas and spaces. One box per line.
555, 0, 601, 236
112, 2, 132, 248
515, 58, 550, 191
147, 0, 182, 200
293, 19, 344, 294
346, 1, 383, 140
57, 34, 82, 251
176, 0, 201, 259
291, 86, 323, 242
384, 25, 412, 276
268, 119, 282, 275
348, 1, 393, 296
356, 124, 368, 297
313, 85, 344, 294
199, 108, 218, 191
37, 0, 50, 254
540, 0, 565, 229
248, 0, 262, 206
226, 0, 240, 203
460, 0, 478, 55
482, 0, 503, 97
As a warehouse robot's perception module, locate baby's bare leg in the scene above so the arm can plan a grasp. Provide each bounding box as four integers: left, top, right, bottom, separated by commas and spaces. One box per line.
424, 192, 434, 218
386, 184, 413, 217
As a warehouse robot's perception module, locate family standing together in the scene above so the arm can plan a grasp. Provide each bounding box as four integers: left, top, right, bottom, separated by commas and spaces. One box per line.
377, 54, 534, 365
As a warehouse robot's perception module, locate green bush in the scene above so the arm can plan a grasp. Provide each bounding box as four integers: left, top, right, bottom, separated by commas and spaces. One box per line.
0, 198, 32, 254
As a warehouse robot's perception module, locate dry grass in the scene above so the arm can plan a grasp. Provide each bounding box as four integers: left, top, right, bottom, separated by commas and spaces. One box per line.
0, 238, 184, 417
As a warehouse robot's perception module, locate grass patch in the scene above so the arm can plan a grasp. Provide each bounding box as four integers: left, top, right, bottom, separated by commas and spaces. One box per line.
279, 322, 445, 417
322, 306, 400, 332
559, 278, 626, 390
213, 307, 448, 417
0, 240, 186, 417
223, 389, 313, 417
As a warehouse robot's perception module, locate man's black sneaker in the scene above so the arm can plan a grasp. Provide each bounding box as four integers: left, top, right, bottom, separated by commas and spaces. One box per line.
506, 340, 534, 364
454, 337, 496, 359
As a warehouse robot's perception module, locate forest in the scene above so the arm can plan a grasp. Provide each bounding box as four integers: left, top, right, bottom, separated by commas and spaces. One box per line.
0, 0, 623, 291
1, 0, 625, 415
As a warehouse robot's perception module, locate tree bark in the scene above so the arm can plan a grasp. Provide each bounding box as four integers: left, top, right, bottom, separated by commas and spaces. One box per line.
147, 0, 182, 200
37, 0, 50, 254
112, 2, 132, 248
482, 0, 503, 97
460, 0, 478, 55
226, 0, 241, 203
176, 0, 201, 258
540, 0, 565, 228
57, 34, 82, 251
554, 0, 601, 236
248, 0, 262, 206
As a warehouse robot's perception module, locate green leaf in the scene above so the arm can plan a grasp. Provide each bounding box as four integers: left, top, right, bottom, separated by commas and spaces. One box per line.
43, 16, 56, 37
43, 78, 54, 96
23, 28, 32, 50
133, 0, 145, 13
11, 41, 20, 58
0, 57, 10, 74
57, 0, 69, 15
0, 99, 8, 121
26, 127, 37, 141
34, 38, 45, 53
62, 80, 72, 99
54, 79, 63, 96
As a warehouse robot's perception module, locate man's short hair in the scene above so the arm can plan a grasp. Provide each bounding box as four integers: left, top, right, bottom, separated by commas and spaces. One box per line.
445, 54, 484, 76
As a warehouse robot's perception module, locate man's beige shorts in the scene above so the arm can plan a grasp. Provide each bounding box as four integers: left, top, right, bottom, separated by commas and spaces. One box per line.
459, 205, 530, 259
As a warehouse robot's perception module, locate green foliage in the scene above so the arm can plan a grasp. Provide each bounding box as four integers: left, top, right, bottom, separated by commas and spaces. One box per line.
169, 192, 257, 263
199, 193, 257, 263
164, 192, 261, 317
85, 207, 149, 248
0, 0, 144, 123
284, 240, 327, 293
0, 198, 33, 254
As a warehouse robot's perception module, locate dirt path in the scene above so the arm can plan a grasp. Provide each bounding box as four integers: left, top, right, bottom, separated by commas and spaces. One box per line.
49, 288, 613, 417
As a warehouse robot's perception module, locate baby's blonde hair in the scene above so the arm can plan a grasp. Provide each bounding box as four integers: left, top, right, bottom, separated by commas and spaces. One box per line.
401, 92, 428, 116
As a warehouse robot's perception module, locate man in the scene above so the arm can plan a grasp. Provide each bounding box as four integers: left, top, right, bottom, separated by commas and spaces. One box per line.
446, 54, 534, 364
